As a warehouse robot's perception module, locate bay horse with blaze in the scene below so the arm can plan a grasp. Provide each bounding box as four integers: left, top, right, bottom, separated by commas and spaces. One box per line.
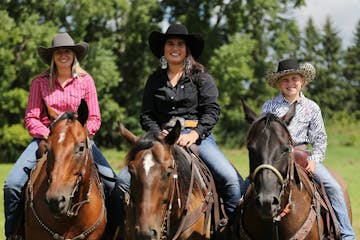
237, 99, 352, 239
24, 99, 107, 239
119, 121, 231, 240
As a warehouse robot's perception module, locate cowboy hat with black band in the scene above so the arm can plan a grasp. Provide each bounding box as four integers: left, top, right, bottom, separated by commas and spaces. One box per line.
148, 23, 204, 59
37, 32, 89, 65
266, 58, 316, 88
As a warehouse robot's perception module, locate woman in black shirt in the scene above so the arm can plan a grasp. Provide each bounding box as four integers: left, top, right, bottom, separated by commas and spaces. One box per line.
118, 23, 244, 223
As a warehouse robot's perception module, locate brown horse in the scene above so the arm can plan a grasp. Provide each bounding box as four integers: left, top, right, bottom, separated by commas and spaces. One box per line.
24, 100, 107, 239
119, 121, 228, 240
237, 100, 352, 240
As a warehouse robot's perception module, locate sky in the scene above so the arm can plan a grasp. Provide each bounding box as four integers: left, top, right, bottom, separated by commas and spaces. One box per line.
292, 0, 360, 48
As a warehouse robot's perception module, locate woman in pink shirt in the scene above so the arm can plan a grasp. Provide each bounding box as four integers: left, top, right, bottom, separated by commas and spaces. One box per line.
4, 33, 121, 239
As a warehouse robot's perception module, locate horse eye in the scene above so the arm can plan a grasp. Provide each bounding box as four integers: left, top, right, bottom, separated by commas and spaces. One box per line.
165, 167, 173, 178
79, 146, 85, 152
283, 145, 291, 153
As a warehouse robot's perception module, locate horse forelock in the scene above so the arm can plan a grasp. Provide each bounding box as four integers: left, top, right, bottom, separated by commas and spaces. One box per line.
125, 131, 159, 164
247, 113, 293, 145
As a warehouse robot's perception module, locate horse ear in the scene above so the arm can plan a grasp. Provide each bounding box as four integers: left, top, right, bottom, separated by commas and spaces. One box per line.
240, 97, 257, 124
77, 99, 89, 126
119, 122, 139, 144
164, 120, 181, 145
42, 99, 58, 121
282, 102, 296, 126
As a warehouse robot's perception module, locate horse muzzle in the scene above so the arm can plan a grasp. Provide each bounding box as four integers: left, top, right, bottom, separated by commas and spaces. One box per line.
255, 192, 281, 219
134, 225, 160, 240
45, 190, 71, 217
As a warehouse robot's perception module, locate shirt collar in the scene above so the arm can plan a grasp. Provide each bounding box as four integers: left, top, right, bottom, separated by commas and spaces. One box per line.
277, 92, 305, 105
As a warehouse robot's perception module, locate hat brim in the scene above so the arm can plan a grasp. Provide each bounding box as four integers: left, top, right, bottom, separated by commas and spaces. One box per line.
266, 66, 315, 88
148, 31, 204, 59
37, 42, 89, 65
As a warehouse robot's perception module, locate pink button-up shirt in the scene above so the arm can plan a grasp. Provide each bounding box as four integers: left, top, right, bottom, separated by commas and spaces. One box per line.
25, 72, 101, 138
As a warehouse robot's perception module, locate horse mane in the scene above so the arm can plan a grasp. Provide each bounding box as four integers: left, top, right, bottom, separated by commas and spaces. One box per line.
126, 131, 201, 206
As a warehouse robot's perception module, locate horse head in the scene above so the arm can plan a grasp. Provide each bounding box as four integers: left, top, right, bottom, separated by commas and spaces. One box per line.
43, 99, 91, 218
119, 121, 186, 240
241, 98, 300, 219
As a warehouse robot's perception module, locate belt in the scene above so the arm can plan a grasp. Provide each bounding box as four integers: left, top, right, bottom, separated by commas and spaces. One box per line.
163, 117, 198, 130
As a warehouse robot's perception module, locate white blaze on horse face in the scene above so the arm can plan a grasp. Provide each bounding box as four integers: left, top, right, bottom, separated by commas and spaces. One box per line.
58, 132, 66, 143
143, 153, 155, 176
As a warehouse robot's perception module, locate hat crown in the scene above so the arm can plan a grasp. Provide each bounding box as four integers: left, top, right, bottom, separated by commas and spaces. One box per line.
165, 24, 189, 35
51, 33, 76, 48
277, 59, 299, 72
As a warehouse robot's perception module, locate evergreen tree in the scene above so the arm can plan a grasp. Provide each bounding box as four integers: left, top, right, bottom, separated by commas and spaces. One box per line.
343, 20, 360, 118
309, 17, 346, 117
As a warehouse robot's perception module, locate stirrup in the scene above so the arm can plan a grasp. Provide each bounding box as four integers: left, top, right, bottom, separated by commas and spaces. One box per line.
219, 218, 228, 227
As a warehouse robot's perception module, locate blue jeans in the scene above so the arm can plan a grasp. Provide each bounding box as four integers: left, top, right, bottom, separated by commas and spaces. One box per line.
314, 164, 355, 240
117, 133, 243, 218
3, 138, 117, 237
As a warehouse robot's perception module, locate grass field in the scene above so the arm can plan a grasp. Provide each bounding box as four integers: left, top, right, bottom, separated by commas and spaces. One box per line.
0, 124, 359, 238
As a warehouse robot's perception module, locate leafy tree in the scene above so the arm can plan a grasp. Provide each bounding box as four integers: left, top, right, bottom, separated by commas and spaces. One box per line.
210, 34, 256, 146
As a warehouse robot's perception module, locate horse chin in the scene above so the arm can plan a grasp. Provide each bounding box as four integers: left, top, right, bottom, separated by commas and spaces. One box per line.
257, 208, 278, 220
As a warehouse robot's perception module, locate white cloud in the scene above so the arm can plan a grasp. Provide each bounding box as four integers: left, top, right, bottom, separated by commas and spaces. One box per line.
292, 0, 360, 48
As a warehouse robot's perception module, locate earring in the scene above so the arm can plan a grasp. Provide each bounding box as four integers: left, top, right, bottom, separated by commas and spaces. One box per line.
160, 56, 168, 69
184, 56, 191, 72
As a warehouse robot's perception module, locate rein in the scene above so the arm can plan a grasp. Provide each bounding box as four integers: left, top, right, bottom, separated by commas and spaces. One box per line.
157, 147, 215, 240
66, 136, 91, 217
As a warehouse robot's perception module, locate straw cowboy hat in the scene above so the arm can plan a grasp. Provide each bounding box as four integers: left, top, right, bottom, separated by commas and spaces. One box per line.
148, 23, 204, 59
37, 32, 89, 65
266, 58, 316, 88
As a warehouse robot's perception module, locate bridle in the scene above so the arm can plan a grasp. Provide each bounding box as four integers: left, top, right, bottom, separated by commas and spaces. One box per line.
28, 114, 106, 239
249, 116, 297, 221
245, 116, 307, 240
127, 145, 215, 240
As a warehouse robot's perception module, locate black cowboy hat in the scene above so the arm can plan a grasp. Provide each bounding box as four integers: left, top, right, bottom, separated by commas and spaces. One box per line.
148, 23, 204, 59
266, 58, 316, 88
37, 32, 89, 65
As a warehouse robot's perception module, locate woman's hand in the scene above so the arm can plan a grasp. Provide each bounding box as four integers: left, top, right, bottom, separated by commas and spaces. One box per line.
161, 129, 169, 136
177, 130, 199, 147
305, 159, 316, 172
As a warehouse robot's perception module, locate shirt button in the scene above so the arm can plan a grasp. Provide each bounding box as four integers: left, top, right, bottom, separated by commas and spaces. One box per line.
172, 107, 175, 110
181, 85, 184, 89
171, 96, 174, 99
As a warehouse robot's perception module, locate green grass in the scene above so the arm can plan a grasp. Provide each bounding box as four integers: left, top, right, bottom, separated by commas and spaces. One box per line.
1, 124, 359, 238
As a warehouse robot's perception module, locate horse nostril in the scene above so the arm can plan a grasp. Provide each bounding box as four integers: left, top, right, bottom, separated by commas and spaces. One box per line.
151, 229, 158, 238
255, 196, 262, 207
46, 194, 66, 213
272, 196, 280, 205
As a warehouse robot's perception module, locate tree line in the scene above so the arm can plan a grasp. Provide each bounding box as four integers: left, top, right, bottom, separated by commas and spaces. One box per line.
1, 0, 359, 162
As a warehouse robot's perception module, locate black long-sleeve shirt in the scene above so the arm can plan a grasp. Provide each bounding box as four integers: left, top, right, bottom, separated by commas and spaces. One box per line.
140, 69, 220, 139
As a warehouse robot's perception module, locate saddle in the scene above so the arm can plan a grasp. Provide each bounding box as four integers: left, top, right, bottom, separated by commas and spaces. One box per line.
185, 146, 229, 236
293, 148, 341, 239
